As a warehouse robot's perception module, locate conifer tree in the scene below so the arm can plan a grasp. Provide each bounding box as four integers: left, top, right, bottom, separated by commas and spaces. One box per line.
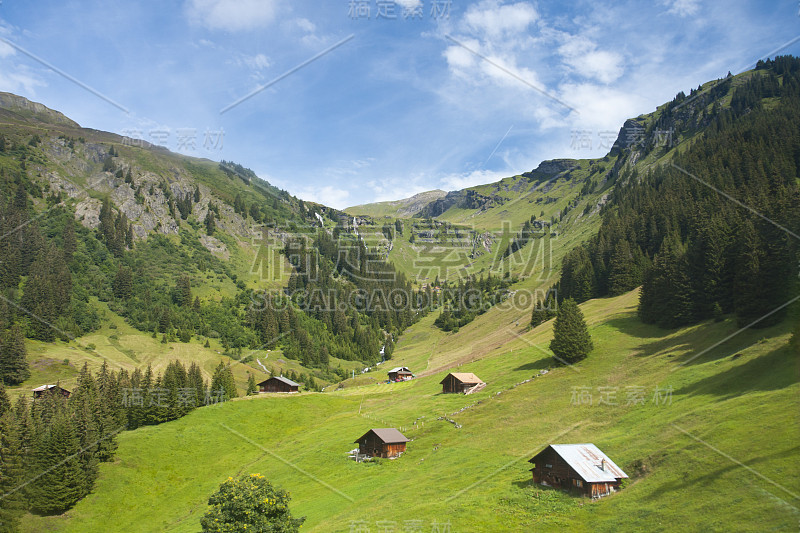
549, 298, 593, 365
0, 324, 30, 385
204, 211, 216, 236
246, 374, 258, 396
28, 410, 85, 515
0, 410, 25, 531
112, 265, 134, 300
70, 365, 99, 495
0, 382, 9, 417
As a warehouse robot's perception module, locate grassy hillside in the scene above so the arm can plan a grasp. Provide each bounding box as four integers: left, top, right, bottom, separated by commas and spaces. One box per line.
22, 289, 799, 532
345, 190, 448, 218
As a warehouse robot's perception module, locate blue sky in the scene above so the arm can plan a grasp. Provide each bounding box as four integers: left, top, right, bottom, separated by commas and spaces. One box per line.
0, 0, 798, 208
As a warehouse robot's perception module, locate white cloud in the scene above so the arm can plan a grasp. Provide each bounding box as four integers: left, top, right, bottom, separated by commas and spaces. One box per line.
0, 41, 15, 58
396, 0, 423, 9
240, 53, 270, 71
463, 1, 538, 39
295, 185, 350, 209
664, 0, 700, 17
294, 18, 316, 34
559, 82, 648, 132
0, 64, 46, 96
439, 169, 509, 191
558, 36, 624, 84
185, 0, 279, 31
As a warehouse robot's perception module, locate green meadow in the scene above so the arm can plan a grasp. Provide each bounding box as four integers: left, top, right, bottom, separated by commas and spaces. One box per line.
20, 289, 800, 532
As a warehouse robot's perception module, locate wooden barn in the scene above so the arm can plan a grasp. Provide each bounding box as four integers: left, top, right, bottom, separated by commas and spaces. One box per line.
388, 366, 414, 382
354, 428, 409, 459
440, 372, 485, 394
528, 444, 628, 499
257, 376, 300, 394
32, 384, 71, 399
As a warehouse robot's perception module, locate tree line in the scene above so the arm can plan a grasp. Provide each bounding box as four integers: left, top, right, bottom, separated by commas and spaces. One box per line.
557, 56, 800, 329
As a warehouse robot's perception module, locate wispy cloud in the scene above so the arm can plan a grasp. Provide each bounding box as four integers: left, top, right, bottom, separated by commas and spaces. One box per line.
185, 0, 281, 31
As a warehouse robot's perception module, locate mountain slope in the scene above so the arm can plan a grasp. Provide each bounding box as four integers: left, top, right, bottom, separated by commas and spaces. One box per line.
23, 290, 799, 532
345, 189, 447, 218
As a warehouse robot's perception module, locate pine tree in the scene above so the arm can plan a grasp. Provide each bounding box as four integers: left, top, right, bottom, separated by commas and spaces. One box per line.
204, 211, 216, 236
175, 275, 191, 307
549, 298, 593, 365
188, 363, 205, 408
63, 217, 77, 262
607, 240, 638, 296
112, 265, 134, 299
28, 410, 85, 515
0, 410, 25, 531
210, 362, 238, 400
733, 220, 770, 327
246, 374, 258, 396
0, 324, 30, 385
0, 382, 9, 417
70, 365, 99, 496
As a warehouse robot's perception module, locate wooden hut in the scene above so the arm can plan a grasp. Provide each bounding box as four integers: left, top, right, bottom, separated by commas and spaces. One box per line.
32, 384, 71, 399
257, 376, 300, 394
388, 366, 414, 382
528, 444, 628, 499
440, 372, 485, 394
355, 428, 409, 459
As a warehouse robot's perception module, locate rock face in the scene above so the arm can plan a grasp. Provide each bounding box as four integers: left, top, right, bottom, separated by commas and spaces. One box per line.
612, 118, 647, 151
346, 190, 448, 218
31, 132, 259, 245
521, 159, 580, 182
0, 92, 80, 127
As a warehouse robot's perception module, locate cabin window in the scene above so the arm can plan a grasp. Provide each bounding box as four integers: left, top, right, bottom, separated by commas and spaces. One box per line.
575, 480, 583, 487
545, 464, 552, 469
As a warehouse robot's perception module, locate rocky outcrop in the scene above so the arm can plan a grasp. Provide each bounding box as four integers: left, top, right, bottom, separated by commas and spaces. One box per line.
0, 92, 80, 127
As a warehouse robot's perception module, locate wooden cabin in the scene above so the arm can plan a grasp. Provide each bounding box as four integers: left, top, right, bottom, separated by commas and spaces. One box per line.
440, 372, 485, 394
388, 366, 413, 382
528, 444, 628, 499
355, 428, 409, 459
257, 376, 300, 394
32, 384, 71, 399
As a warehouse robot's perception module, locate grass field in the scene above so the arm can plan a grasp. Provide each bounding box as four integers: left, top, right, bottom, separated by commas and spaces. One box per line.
19, 289, 800, 532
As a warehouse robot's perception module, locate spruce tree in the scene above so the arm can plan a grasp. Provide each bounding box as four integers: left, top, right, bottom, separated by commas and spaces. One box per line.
0, 411, 25, 531
112, 265, 134, 300
0, 382, 9, 417
549, 298, 593, 365
0, 324, 30, 385
204, 211, 215, 236
246, 374, 258, 396
28, 410, 85, 515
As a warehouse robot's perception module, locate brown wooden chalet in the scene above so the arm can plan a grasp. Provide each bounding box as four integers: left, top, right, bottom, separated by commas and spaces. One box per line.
355, 428, 409, 459
440, 372, 485, 394
388, 366, 413, 382
32, 384, 71, 399
257, 376, 300, 393
528, 444, 628, 499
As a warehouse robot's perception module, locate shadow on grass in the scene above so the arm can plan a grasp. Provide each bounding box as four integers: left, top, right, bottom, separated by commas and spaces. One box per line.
676, 345, 797, 398
646, 444, 800, 502
514, 356, 553, 372
607, 313, 793, 368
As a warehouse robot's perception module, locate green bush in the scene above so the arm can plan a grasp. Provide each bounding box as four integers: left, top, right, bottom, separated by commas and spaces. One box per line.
200, 474, 304, 533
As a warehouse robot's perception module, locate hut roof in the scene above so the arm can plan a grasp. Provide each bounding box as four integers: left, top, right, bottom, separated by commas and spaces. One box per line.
529, 444, 628, 482
32, 384, 68, 392
440, 372, 483, 385
258, 376, 300, 387
355, 428, 409, 444
388, 367, 412, 373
